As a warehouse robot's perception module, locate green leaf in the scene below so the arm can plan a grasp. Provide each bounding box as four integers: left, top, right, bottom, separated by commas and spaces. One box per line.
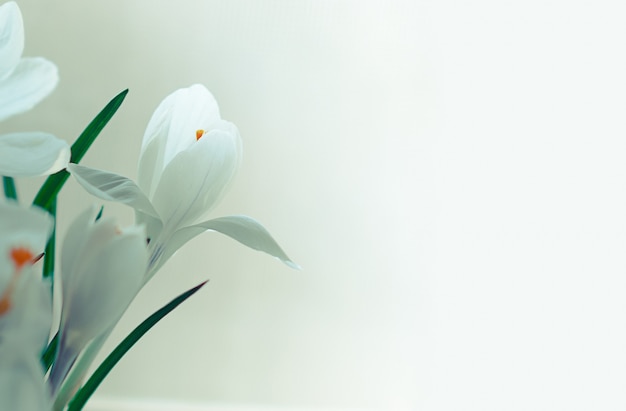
67, 280, 208, 411
2, 176, 17, 200
41, 332, 58, 372
41, 198, 57, 372
95, 205, 104, 221
42, 198, 56, 280
32, 89, 129, 210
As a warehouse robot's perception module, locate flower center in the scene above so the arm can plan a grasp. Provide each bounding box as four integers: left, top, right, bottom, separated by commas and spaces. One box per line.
0, 247, 36, 315
11, 247, 34, 270
196, 129, 205, 141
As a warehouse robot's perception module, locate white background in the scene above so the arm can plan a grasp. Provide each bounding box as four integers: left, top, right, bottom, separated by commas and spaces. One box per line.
6, 0, 626, 410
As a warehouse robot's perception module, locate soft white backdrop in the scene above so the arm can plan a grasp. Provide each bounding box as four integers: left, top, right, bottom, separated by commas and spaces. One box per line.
5, 0, 626, 410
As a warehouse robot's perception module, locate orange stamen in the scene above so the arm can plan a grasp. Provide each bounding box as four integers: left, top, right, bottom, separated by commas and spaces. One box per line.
0, 296, 11, 315
10, 247, 34, 270
196, 129, 205, 140
0, 272, 19, 316
0, 246, 36, 316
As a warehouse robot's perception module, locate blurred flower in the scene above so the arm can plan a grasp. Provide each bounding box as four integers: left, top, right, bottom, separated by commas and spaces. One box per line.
0, 132, 70, 177
0, 266, 52, 354
0, 202, 53, 351
0, 1, 58, 121
69, 84, 297, 280
0, 344, 51, 411
0, 1, 69, 177
0, 201, 54, 411
48, 206, 147, 394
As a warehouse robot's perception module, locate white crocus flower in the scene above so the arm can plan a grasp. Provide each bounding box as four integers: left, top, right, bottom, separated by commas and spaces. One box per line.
0, 132, 70, 177
0, 345, 52, 411
0, 202, 54, 411
68, 84, 298, 281
0, 266, 52, 354
0, 1, 58, 120
0, 202, 53, 353
48, 206, 148, 394
0, 1, 69, 177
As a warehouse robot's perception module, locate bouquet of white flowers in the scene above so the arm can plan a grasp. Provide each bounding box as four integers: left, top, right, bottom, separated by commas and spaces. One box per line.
0, 2, 297, 410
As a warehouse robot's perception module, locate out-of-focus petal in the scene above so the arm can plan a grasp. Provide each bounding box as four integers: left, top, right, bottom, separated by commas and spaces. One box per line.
59, 206, 98, 293
0, 1, 23, 80
0, 132, 69, 177
0, 270, 52, 354
68, 164, 159, 219
0, 202, 53, 283
0, 344, 51, 411
0, 57, 58, 121
51, 214, 148, 394
0, 202, 53, 249
151, 122, 241, 232
61, 213, 134, 313
61, 224, 146, 348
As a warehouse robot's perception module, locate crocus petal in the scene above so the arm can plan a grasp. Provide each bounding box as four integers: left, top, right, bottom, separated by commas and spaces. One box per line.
0, 132, 69, 177
61, 224, 147, 348
135, 210, 163, 246
0, 202, 53, 249
58, 205, 98, 290
0, 57, 58, 121
0, 345, 51, 411
153, 215, 299, 276
54, 223, 146, 391
0, 270, 52, 354
138, 84, 221, 199
0, 202, 53, 283
0, 203, 54, 364
68, 164, 160, 219
0, 1, 23, 80
64, 216, 124, 294
60, 210, 143, 315
51, 214, 147, 393
151, 122, 241, 233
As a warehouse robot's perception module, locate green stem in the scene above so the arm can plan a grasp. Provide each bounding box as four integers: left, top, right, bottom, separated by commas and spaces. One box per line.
66, 280, 208, 411
43, 198, 56, 280
41, 333, 58, 372
2, 176, 17, 200
32, 89, 128, 210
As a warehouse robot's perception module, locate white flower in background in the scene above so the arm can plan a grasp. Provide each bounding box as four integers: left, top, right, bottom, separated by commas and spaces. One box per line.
0, 345, 51, 411
0, 1, 69, 177
0, 1, 57, 121
0, 266, 52, 354
0, 132, 70, 177
0, 201, 54, 411
48, 206, 147, 394
69, 84, 298, 281
0, 202, 53, 351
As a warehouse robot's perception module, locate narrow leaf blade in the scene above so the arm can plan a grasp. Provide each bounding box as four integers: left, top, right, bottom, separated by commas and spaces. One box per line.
41, 199, 57, 371
42, 198, 56, 279
41, 332, 58, 372
67, 280, 208, 411
2, 176, 17, 200
32, 89, 129, 209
